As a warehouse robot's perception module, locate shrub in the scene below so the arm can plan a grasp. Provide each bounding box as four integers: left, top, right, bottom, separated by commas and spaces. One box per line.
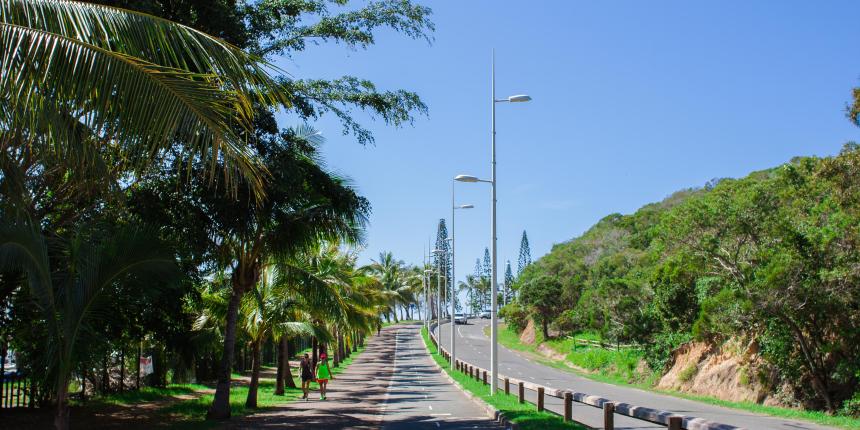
500, 302, 528, 333
644, 331, 692, 372
841, 391, 860, 417
678, 363, 698, 382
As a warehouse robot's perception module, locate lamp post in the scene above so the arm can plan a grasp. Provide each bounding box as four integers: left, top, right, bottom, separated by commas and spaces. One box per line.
455, 51, 531, 394
431, 249, 445, 354
450, 182, 474, 369
424, 269, 432, 330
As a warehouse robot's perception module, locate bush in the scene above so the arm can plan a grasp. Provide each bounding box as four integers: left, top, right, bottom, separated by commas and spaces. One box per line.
644, 330, 692, 372
500, 302, 528, 333
842, 386, 860, 417
551, 309, 580, 334
678, 363, 698, 382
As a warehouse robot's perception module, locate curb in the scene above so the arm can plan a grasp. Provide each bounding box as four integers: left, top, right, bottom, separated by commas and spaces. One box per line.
425, 333, 519, 430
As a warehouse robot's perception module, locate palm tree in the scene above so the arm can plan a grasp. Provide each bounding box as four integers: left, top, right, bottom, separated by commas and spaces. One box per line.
200, 126, 368, 419
239, 265, 313, 408
0, 223, 178, 430
0, 0, 287, 196
367, 252, 410, 322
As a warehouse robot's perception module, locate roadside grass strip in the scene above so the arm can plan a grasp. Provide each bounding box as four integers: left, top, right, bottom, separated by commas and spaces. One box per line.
421, 326, 588, 430
79, 344, 368, 429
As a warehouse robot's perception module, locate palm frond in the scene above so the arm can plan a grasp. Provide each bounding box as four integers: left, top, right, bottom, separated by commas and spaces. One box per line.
0, 0, 291, 195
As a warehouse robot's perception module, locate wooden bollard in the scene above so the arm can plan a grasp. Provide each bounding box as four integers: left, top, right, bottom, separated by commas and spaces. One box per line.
504, 378, 510, 395
482, 370, 487, 385
537, 387, 545, 412
604, 402, 615, 430
564, 392, 573, 422
668, 416, 682, 430
518, 382, 525, 403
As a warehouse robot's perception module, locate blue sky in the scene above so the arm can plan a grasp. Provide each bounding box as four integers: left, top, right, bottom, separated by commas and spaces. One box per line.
276, 1, 860, 286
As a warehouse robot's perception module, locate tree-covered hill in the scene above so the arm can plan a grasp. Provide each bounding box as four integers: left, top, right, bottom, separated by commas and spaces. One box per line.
508, 145, 860, 414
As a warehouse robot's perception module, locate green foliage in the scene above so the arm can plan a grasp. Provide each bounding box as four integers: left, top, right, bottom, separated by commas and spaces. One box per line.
518, 273, 564, 339
678, 363, 698, 383
518, 146, 860, 412
643, 331, 692, 372
499, 302, 528, 333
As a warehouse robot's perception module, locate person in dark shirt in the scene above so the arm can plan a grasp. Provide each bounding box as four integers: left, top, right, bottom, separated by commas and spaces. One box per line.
300, 353, 313, 400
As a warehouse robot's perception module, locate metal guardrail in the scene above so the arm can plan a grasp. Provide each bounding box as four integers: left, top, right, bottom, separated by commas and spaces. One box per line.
428, 323, 744, 430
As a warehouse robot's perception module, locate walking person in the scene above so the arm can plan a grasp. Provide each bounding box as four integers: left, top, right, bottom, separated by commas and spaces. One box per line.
300, 353, 313, 400
315, 352, 334, 400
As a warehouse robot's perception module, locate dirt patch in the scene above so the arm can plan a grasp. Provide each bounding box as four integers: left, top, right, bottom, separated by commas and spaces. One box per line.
520, 319, 536, 345
658, 339, 784, 406
536, 343, 566, 361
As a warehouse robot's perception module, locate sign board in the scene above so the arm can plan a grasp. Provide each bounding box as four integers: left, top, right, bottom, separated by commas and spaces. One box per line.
140, 356, 154, 376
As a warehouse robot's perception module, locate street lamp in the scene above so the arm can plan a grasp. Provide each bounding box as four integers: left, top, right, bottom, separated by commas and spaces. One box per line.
423, 269, 433, 330
450, 181, 474, 369
456, 51, 531, 394
431, 248, 445, 354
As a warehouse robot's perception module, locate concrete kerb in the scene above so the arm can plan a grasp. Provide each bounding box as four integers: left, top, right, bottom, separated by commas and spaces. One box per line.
427, 323, 518, 430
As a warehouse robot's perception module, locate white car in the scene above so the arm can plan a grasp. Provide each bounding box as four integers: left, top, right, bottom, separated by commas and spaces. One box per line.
479, 310, 491, 319
454, 313, 468, 324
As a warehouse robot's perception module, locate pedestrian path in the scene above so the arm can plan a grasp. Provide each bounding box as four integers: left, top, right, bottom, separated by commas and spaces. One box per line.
231, 323, 502, 429
381, 324, 502, 430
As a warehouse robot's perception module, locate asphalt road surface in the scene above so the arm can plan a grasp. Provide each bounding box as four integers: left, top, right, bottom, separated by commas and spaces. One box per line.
233, 323, 502, 429
434, 319, 836, 430
382, 323, 503, 430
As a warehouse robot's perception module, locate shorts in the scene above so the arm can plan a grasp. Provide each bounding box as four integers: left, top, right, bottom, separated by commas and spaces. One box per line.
316, 378, 329, 383
301, 375, 313, 382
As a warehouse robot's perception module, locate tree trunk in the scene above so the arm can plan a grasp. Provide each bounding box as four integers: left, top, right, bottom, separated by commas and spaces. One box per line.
284, 339, 296, 389
275, 337, 285, 395
207, 264, 255, 420
541, 320, 549, 340
119, 347, 125, 393
102, 354, 109, 394
332, 333, 340, 368
81, 368, 87, 402
312, 337, 318, 369
245, 340, 261, 408
54, 374, 70, 430
136, 342, 141, 390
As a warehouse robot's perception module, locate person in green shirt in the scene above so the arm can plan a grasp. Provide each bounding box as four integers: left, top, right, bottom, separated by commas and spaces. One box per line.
315, 352, 334, 400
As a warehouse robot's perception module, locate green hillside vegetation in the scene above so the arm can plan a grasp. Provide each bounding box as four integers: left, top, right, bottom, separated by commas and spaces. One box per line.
505, 144, 860, 416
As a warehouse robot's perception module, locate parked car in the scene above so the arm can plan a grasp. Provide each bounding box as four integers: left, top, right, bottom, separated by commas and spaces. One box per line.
479, 310, 491, 319
454, 313, 468, 324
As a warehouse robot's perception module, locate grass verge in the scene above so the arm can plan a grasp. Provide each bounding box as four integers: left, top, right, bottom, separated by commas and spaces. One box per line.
494, 324, 860, 430
420, 326, 587, 430
81, 345, 367, 429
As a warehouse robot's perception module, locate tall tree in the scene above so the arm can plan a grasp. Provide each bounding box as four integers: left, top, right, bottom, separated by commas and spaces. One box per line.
517, 231, 532, 275
434, 219, 451, 309
503, 260, 514, 305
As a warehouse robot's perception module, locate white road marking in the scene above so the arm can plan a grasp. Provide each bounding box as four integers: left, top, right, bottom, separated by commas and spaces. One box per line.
430, 413, 452, 416
429, 404, 433, 410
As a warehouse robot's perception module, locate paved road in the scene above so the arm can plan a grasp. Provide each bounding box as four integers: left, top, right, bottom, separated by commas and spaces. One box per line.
435, 320, 836, 430
382, 324, 503, 430
234, 322, 501, 429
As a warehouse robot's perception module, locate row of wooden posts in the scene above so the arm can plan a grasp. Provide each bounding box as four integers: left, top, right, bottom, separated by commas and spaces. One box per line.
435, 334, 685, 430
